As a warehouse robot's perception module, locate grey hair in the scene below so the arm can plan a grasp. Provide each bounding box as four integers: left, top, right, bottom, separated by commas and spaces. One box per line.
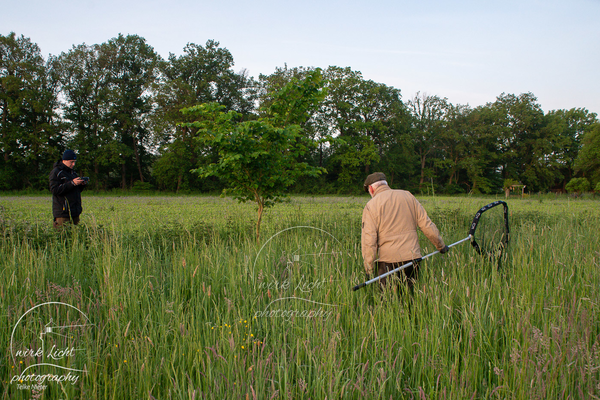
371, 180, 388, 189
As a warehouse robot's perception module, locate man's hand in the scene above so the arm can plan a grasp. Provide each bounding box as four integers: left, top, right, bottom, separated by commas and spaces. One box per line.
440, 245, 449, 254
73, 177, 84, 186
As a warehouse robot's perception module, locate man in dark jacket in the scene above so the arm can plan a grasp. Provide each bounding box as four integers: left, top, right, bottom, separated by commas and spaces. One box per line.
49, 149, 87, 229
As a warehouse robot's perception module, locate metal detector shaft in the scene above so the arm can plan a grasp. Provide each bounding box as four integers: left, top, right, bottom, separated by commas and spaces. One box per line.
352, 235, 472, 291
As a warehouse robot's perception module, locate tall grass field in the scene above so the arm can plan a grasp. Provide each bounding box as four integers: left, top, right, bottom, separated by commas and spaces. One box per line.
1, 194, 599, 399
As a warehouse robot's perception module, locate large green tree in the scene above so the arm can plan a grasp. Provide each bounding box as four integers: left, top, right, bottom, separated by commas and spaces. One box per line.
574, 123, 600, 188
257, 65, 328, 173
321, 66, 408, 191
465, 105, 507, 193
152, 41, 255, 191
543, 108, 598, 190
436, 103, 473, 193
406, 92, 448, 189
55, 43, 117, 189
186, 104, 323, 241
185, 71, 326, 240
0, 32, 61, 190
489, 93, 551, 191
100, 34, 160, 188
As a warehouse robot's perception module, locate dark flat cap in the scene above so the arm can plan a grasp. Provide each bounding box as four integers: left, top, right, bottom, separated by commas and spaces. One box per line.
363, 172, 386, 192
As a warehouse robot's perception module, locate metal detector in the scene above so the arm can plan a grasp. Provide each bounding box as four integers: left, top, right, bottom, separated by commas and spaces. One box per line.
352, 200, 509, 291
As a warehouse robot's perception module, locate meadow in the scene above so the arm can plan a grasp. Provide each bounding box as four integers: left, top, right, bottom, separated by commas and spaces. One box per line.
1, 194, 599, 399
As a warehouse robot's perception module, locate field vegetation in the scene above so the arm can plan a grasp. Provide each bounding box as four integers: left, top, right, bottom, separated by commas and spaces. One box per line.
1, 194, 599, 399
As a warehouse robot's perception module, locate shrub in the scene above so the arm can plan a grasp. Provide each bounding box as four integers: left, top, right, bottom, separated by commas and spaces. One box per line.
565, 177, 591, 195
131, 181, 155, 192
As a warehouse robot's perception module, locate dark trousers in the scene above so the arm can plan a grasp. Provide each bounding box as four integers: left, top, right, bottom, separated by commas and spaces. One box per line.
53, 216, 80, 230
376, 260, 420, 291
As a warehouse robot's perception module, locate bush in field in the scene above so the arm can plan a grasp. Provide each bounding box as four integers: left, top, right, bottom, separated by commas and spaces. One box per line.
444, 183, 465, 195
565, 177, 591, 195
131, 181, 155, 192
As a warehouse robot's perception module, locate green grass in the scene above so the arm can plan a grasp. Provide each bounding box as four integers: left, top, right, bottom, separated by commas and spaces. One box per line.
1, 195, 599, 399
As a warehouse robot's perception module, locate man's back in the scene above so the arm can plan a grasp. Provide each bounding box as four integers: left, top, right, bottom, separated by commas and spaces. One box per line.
362, 185, 445, 272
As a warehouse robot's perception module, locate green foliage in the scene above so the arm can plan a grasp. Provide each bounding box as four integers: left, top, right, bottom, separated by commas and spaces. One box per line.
444, 183, 465, 194
542, 108, 598, 189
0, 164, 16, 191
131, 181, 155, 192
565, 177, 591, 194
321, 66, 408, 191
331, 136, 379, 186
407, 92, 449, 188
190, 106, 320, 205
0, 32, 62, 190
503, 178, 518, 189
150, 41, 256, 192
261, 67, 326, 127
184, 90, 325, 240
2, 33, 600, 195
574, 123, 600, 188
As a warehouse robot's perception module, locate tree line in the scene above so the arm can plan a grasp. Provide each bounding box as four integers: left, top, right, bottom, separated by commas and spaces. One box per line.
1, 32, 599, 195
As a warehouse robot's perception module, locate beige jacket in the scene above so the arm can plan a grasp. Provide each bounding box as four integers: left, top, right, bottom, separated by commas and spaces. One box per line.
361, 185, 446, 274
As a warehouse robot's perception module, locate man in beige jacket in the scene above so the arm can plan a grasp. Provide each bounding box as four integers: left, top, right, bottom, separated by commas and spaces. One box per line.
361, 172, 448, 289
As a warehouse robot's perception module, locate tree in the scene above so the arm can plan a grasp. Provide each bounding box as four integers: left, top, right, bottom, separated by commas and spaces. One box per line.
489, 93, 554, 191
436, 103, 471, 192
574, 123, 600, 188
406, 92, 448, 189
543, 108, 598, 190
321, 66, 407, 190
377, 113, 415, 189
260, 67, 325, 128
55, 43, 116, 189
257, 65, 331, 181
0, 32, 61, 190
458, 104, 506, 194
182, 69, 325, 240
99, 34, 160, 188
152, 40, 255, 191
185, 103, 323, 241
257, 65, 317, 122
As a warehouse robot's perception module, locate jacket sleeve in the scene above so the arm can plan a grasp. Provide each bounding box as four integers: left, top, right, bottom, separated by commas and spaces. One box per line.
49, 169, 75, 196
413, 197, 446, 251
361, 204, 378, 275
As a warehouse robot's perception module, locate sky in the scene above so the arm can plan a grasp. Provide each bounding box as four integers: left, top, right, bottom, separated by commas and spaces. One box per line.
3, 0, 599, 114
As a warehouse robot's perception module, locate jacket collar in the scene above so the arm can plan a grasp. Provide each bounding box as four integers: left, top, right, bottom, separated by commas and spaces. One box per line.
372, 184, 390, 197
55, 160, 73, 173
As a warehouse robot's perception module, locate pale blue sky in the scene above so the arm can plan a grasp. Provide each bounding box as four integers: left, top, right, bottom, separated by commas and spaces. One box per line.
3, 0, 599, 114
